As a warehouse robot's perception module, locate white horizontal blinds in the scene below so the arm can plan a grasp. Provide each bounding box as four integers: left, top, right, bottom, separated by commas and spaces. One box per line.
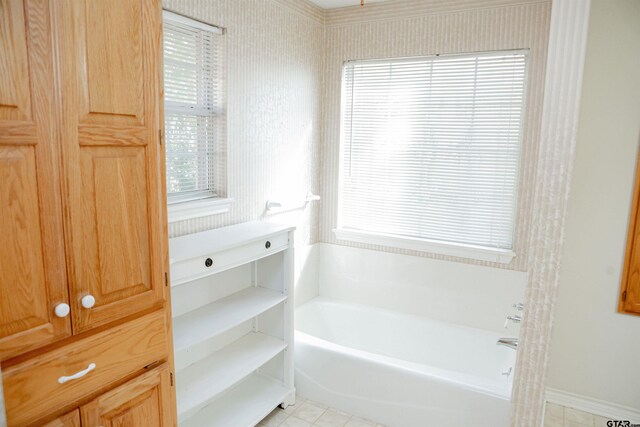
340, 51, 527, 250
163, 12, 225, 202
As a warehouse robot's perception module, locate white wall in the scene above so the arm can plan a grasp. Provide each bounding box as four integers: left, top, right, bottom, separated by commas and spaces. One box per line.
546, 0, 640, 411
294, 243, 320, 308
316, 243, 527, 334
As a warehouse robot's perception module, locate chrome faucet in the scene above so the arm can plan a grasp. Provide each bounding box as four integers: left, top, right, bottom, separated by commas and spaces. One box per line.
506, 314, 521, 323
496, 337, 518, 350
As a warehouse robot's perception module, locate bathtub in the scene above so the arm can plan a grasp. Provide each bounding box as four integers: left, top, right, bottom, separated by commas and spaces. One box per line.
294, 297, 516, 427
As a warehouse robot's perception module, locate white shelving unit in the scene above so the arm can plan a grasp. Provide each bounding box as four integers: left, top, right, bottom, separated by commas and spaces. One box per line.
169, 222, 296, 426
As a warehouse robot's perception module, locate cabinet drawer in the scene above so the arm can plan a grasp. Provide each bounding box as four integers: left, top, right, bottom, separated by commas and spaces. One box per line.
171, 233, 289, 285
2, 310, 168, 427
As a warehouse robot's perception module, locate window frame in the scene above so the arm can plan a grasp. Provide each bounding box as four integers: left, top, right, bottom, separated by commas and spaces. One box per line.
334, 50, 529, 264
162, 10, 231, 222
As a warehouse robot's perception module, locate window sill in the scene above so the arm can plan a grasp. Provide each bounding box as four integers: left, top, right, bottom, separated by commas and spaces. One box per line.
168, 197, 233, 223
333, 228, 515, 264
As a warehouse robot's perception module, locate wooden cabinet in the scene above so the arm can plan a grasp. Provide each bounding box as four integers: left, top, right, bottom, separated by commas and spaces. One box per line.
3, 311, 168, 426
53, 0, 167, 332
34, 365, 172, 427
620, 151, 640, 315
0, 0, 168, 351
81, 364, 174, 427
42, 410, 81, 427
0, 0, 71, 361
0, 0, 175, 425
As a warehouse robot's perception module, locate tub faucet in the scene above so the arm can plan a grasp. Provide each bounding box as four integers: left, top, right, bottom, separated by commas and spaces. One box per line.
496, 337, 518, 350
506, 315, 521, 323
503, 314, 522, 328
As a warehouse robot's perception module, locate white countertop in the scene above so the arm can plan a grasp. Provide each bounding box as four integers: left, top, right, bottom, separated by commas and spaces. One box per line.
169, 221, 295, 264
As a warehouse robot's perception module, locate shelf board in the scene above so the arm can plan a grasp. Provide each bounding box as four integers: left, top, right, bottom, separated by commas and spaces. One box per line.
177, 332, 287, 422
173, 287, 287, 352
182, 373, 293, 427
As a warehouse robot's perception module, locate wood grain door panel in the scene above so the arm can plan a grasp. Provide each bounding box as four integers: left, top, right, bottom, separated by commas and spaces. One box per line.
0, 146, 49, 336
76, 147, 154, 328
620, 151, 640, 315
0, 0, 31, 122
82, 0, 145, 125
42, 410, 81, 427
52, 0, 166, 332
0, 0, 71, 360
81, 363, 174, 427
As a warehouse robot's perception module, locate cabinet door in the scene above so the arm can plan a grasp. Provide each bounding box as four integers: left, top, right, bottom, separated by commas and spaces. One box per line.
43, 410, 81, 427
0, 0, 71, 360
51, 0, 168, 332
81, 364, 175, 427
620, 152, 640, 315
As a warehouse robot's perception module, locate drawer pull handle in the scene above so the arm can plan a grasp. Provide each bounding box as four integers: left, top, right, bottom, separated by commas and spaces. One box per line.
58, 363, 96, 384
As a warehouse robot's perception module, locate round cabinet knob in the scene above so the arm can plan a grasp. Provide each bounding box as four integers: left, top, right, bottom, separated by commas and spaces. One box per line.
81, 295, 96, 309
54, 303, 70, 318
265, 241, 271, 249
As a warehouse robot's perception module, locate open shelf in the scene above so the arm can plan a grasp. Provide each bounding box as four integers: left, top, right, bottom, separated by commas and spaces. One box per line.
173, 287, 287, 352
182, 374, 291, 427
170, 222, 295, 427
176, 332, 287, 422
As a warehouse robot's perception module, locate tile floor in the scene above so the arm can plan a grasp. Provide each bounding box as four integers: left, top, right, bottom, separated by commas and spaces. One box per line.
261, 399, 617, 427
544, 403, 613, 427
261, 398, 614, 427
259, 396, 386, 427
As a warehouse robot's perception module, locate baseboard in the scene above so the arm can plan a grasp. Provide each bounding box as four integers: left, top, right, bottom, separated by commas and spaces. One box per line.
546, 388, 640, 423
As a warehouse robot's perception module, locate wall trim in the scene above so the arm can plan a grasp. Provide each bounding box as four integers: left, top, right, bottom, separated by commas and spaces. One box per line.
510, 0, 592, 426
273, 0, 325, 25
324, 0, 551, 27
546, 388, 640, 423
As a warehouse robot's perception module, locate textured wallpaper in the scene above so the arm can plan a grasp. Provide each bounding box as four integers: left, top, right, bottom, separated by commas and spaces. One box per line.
159, 0, 551, 273
320, 0, 552, 272
512, 0, 591, 425
161, 0, 324, 249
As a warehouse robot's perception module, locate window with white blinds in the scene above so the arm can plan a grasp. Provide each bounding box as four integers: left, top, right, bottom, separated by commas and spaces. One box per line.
338, 51, 527, 257
163, 11, 226, 204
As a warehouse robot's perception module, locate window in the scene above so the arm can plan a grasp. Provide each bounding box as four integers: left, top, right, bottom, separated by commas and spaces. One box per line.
163, 11, 228, 220
336, 51, 528, 262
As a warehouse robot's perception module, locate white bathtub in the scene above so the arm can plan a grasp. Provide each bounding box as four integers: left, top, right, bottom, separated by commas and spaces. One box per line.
294, 297, 516, 427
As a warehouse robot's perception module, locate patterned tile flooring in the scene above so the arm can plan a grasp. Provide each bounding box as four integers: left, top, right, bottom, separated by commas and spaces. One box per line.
260, 397, 615, 427
544, 403, 613, 427
258, 396, 387, 427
